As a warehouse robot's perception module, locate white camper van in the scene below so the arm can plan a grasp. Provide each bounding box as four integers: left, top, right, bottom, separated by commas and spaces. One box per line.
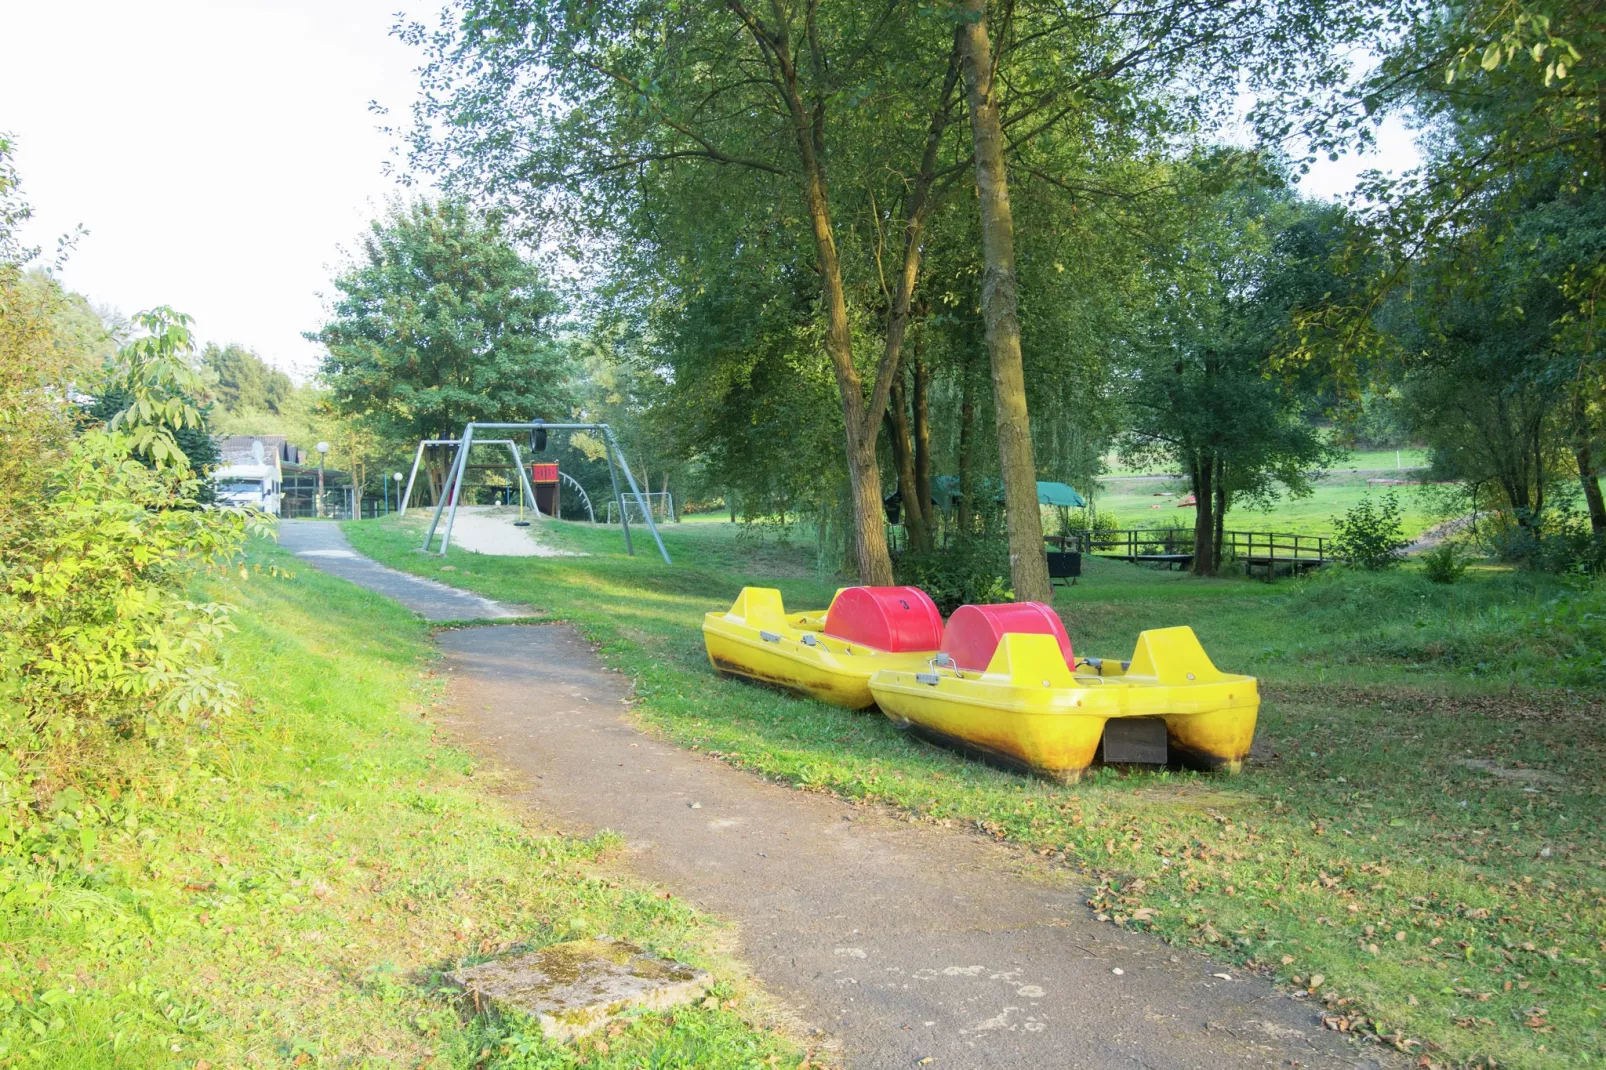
212, 439, 283, 515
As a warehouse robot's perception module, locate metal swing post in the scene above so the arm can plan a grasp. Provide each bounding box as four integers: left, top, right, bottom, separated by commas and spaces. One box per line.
602, 424, 670, 565
399, 439, 428, 517
601, 430, 633, 556
421, 438, 462, 550
437, 423, 478, 554
423, 423, 475, 553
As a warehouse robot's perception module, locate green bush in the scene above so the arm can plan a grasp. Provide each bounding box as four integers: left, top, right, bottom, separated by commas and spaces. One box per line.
1420, 540, 1469, 584
892, 540, 1014, 615
1490, 501, 1606, 574
1331, 491, 1408, 569
1, 429, 252, 789
1056, 505, 1120, 539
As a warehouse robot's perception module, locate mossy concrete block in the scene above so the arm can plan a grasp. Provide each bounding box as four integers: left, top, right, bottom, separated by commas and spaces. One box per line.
451, 937, 711, 1041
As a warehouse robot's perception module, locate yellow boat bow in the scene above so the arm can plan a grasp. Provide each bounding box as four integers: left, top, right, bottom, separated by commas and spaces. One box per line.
703, 587, 942, 709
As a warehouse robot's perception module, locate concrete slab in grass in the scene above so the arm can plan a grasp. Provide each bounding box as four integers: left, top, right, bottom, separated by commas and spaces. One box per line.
452, 937, 710, 1041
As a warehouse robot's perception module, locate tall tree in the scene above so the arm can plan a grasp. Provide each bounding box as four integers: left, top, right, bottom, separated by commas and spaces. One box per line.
956, 0, 1051, 600
405, 0, 1385, 578
1124, 164, 1339, 575
405, 2, 979, 582
0, 134, 110, 523
310, 199, 570, 502
1284, 0, 1606, 535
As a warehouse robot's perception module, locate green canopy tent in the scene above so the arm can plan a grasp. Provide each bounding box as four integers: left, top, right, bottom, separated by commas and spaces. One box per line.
1036, 481, 1087, 508
930, 477, 1087, 512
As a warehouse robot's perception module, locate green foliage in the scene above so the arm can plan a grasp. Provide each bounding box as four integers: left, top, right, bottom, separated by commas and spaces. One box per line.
1419, 540, 1468, 584
201, 341, 293, 415
1330, 491, 1407, 570
892, 540, 1013, 616
399, 0, 1389, 568
0, 429, 251, 870
1490, 500, 1606, 575
103, 307, 210, 468
1281, 0, 1605, 542
1, 543, 791, 1063
1056, 505, 1119, 539
1120, 159, 1347, 573
0, 139, 110, 520
312, 198, 570, 447
86, 384, 222, 503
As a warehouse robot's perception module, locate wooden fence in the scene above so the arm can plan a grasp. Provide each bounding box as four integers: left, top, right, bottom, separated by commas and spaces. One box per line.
1066, 529, 1330, 579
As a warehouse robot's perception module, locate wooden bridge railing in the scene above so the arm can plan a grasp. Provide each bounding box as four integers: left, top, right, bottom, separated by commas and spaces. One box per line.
1065, 529, 1330, 577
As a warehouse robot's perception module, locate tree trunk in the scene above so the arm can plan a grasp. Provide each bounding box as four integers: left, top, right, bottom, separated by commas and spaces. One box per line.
957, 0, 1051, 602
913, 350, 934, 536
739, 4, 894, 585
795, 99, 893, 582
1192, 455, 1216, 577
1579, 443, 1606, 535
1213, 454, 1227, 573
427, 453, 445, 507
957, 355, 977, 536
885, 374, 931, 552
860, 34, 965, 482
1573, 393, 1606, 534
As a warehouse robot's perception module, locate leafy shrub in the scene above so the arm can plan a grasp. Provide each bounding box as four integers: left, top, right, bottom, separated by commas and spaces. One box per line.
1056, 505, 1119, 539
1420, 540, 1469, 584
1488, 501, 1606, 575
893, 540, 1014, 615
0, 308, 260, 871
1331, 491, 1407, 569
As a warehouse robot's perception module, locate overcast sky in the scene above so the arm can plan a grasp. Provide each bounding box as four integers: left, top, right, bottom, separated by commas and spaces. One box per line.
3, 1, 1420, 380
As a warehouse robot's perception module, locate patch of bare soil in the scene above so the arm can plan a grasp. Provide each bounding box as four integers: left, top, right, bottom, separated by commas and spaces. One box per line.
1267, 681, 1604, 727
1455, 759, 1566, 787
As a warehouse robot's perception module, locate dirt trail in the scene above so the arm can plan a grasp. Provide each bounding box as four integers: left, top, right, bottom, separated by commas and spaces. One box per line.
282, 524, 1392, 1069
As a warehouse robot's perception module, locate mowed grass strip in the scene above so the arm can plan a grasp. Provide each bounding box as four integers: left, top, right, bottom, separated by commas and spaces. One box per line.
350, 514, 1606, 1068
1, 537, 800, 1068
1094, 470, 1444, 540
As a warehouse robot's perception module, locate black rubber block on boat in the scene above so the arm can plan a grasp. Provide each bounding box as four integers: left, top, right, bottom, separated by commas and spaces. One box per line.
1101, 718, 1167, 764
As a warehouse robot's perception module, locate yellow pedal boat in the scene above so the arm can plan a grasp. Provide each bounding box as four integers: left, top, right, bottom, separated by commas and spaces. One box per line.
868, 626, 1259, 782
703, 586, 944, 709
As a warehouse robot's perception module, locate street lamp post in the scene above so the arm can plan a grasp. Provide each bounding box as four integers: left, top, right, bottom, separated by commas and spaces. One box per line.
316, 441, 329, 518
392, 471, 404, 515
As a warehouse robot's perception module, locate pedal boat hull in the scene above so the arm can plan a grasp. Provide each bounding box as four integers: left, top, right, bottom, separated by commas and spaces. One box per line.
703, 587, 940, 709
868, 627, 1258, 782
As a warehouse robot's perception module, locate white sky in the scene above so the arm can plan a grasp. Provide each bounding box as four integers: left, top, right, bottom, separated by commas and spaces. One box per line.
2, 0, 422, 378
3, 2, 1422, 381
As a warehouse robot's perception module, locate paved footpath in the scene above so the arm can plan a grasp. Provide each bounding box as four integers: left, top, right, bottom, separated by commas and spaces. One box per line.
280, 520, 534, 620
281, 523, 1393, 1070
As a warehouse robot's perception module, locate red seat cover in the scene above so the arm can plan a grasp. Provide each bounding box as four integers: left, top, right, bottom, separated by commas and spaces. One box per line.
822, 586, 944, 652
941, 602, 1073, 672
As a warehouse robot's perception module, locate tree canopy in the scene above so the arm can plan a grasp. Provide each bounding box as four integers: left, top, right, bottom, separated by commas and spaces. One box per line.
311, 199, 570, 453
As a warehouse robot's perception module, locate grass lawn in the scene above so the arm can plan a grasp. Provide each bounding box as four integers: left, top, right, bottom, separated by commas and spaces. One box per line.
1, 538, 800, 1068
1097, 446, 1430, 478
1092, 470, 1447, 540
347, 513, 1606, 1069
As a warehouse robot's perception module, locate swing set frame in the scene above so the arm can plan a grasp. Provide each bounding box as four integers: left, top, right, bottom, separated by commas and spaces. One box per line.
409, 421, 671, 564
